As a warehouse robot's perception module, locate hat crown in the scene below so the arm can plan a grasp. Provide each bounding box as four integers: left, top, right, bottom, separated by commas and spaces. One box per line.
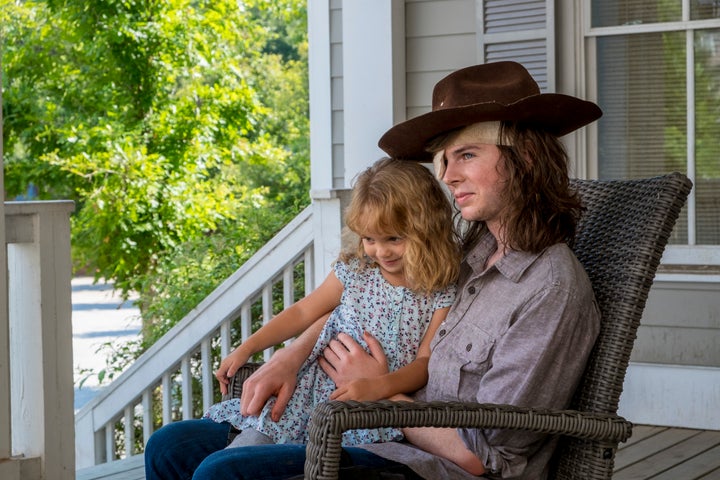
379, 61, 601, 161
432, 62, 541, 111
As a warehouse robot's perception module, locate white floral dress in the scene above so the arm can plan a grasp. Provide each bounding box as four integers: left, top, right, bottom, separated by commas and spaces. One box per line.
204, 258, 456, 446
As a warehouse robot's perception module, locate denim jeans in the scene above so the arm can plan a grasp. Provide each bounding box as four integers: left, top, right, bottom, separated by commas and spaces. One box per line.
144, 418, 419, 480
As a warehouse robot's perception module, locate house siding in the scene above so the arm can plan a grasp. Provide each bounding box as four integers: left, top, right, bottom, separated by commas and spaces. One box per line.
635, 279, 720, 367
329, 0, 344, 189
405, 0, 477, 119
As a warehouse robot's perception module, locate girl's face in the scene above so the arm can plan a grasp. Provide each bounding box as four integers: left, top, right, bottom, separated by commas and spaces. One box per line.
441, 142, 506, 233
361, 232, 407, 284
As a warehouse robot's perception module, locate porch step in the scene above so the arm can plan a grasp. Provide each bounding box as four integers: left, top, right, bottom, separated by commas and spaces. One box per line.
76, 455, 144, 480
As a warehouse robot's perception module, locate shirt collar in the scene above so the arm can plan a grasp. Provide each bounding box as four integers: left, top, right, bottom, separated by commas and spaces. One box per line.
465, 230, 544, 283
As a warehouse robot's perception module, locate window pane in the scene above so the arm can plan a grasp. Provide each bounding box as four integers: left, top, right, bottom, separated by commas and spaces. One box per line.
596, 31, 689, 243
591, 0, 681, 28
691, 0, 720, 20
597, 32, 687, 178
695, 29, 720, 244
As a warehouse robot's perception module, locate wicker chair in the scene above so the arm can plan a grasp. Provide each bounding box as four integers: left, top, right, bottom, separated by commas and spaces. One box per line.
226, 173, 693, 480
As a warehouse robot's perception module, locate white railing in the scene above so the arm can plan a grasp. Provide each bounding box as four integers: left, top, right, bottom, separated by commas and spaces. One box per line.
2, 201, 75, 480
74, 206, 317, 477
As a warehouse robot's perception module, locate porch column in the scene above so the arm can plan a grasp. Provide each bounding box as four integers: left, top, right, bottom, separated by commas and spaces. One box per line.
342, 0, 405, 184
5, 201, 75, 480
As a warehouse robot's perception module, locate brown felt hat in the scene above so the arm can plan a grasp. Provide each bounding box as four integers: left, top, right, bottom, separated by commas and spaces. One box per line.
378, 61, 602, 161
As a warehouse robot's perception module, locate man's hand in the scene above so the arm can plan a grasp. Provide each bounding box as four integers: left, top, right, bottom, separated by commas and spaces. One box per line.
240, 348, 300, 422
319, 331, 389, 387
238, 313, 328, 421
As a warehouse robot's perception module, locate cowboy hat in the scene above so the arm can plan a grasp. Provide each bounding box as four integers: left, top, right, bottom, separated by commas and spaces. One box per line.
378, 61, 602, 161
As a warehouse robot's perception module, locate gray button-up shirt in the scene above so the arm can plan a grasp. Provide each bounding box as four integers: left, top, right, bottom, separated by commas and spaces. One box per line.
360, 230, 600, 479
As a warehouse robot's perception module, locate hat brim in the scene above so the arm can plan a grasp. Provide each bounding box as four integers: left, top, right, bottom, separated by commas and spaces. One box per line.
378, 93, 602, 161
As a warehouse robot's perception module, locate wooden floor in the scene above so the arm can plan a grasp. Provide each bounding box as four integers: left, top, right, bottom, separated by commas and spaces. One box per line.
76, 424, 720, 480
614, 425, 720, 479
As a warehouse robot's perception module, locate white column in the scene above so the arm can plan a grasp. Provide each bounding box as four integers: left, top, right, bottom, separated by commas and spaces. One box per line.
342, 0, 405, 185
6, 201, 75, 480
309, 0, 333, 195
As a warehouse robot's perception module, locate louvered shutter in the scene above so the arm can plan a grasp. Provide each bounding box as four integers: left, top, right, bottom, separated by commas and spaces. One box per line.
477, 0, 555, 91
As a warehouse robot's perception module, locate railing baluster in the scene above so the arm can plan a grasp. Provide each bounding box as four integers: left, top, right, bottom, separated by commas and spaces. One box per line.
305, 247, 314, 294
124, 405, 134, 456
181, 358, 192, 420
283, 264, 295, 308
201, 339, 213, 411
162, 373, 172, 425
241, 302, 252, 343
220, 321, 231, 359
142, 389, 153, 446
262, 283, 274, 361
105, 421, 115, 462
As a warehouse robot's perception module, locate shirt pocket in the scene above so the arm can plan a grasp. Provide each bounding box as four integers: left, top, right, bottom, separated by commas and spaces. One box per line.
456, 331, 495, 401
428, 325, 495, 400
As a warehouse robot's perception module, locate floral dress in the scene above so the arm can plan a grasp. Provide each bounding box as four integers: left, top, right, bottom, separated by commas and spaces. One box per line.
204, 258, 456, 446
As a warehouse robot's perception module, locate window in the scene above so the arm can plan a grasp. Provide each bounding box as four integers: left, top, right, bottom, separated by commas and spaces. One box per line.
584, 0, 720, 262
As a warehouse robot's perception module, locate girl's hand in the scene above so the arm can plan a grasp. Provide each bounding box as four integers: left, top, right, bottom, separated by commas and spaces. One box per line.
330, 378, 383, 401
215, 348, 250, 395
319, 331, 388, 387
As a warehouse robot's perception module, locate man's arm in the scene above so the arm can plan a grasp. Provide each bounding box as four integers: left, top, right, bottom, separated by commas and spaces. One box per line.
240, 314, 328, 421
322, 335, 486, 476
400, 420, 486, 475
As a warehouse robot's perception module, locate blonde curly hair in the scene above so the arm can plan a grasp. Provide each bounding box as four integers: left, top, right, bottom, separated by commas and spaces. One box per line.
340, 157, 460, 294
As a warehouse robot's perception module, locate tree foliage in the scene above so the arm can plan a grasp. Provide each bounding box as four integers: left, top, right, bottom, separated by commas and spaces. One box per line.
2, 0, 309, 355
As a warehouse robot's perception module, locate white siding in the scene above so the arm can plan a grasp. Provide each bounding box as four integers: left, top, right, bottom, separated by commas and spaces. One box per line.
405, 0, 477, 119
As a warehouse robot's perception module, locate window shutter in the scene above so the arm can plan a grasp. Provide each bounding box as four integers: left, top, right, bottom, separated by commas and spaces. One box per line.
477, 0, 555, 91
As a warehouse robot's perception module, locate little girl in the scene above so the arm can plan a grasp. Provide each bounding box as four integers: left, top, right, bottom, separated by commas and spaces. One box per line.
204, 157, 459, 446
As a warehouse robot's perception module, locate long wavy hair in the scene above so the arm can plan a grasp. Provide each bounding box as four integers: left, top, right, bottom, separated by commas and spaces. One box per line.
430, 122, 583, 254
340, 157, 460, 294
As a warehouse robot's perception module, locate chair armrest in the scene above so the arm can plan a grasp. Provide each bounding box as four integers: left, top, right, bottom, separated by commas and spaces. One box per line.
304, 400, 632, 480
220, 362, 265, 402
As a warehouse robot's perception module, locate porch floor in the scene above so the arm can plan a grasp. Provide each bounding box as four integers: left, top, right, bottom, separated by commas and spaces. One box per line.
614, 424, 720, 479
76, 424, 720, 480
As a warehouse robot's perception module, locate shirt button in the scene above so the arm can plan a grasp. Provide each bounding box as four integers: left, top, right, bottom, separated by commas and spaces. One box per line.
468, 286, 476, 294
439, 329, 446, 336
466, 343, 472, 352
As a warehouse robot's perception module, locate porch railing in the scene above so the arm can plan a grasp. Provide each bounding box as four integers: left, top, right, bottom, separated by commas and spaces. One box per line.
74, 206, 317, 476
1, 201, 75, 480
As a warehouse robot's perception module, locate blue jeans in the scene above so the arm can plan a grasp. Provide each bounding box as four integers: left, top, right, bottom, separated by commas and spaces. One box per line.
144, 418, 418, 480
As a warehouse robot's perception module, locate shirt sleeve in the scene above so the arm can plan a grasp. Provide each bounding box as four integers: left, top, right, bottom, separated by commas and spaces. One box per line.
332, 259, 350, 287
433, 284, 457, 310
459, 284, 600, 478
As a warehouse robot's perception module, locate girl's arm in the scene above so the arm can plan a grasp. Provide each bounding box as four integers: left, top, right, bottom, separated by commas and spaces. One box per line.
329, 306, 450, 401
215, 271, 343, 394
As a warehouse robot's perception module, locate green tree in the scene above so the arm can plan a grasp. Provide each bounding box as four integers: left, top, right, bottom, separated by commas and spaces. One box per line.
2, 0, 309, 359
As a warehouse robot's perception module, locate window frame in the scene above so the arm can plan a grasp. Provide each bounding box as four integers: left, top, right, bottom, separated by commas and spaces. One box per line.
571, 1, 720, 267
